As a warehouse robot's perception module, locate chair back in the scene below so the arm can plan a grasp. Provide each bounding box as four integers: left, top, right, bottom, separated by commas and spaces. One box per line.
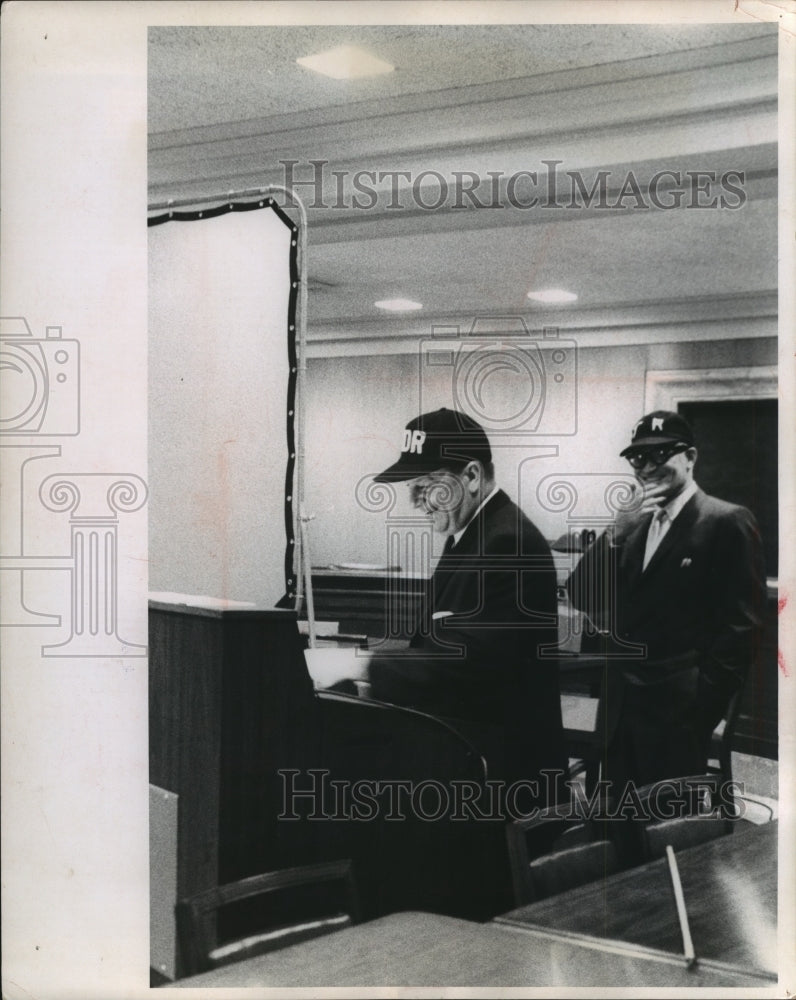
175, 860, 359, 977
505, 805, 620, 905
643, 816, 731, 861
707, 683, 745, 786
306, 691, 510, 920
633, 774, 735, 862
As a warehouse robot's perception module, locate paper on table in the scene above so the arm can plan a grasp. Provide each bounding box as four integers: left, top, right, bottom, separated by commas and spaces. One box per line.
298, 620, 340, 636
334, 562, 398, 571
148, 591, 259, 611
304, 646, 371, 689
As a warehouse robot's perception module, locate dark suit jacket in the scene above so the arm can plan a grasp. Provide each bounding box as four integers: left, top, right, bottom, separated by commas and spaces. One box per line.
369, 489, 565, 787
567, 487, 766, 782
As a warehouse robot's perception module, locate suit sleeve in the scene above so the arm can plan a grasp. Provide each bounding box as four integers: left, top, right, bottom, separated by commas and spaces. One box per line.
565, 531, 614, 630
436, 567, 558, 670
369, 530, 558, 710
431, 539, 558, 669
701, 506, 766, 702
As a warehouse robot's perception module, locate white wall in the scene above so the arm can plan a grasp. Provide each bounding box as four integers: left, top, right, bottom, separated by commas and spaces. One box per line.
303, 335, 776, 570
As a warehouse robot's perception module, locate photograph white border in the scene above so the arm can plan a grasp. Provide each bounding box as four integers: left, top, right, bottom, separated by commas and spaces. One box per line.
1, 2, 793, 998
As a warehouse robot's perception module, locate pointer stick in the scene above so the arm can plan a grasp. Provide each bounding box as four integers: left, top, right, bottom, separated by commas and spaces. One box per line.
666, 844, 697, 969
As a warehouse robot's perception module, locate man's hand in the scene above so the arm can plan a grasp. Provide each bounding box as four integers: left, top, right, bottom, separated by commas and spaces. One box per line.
611, 481, 668, 544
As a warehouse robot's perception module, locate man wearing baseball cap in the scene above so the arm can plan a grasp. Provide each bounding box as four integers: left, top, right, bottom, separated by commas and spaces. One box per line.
362, 407, 566, 795
567, 409, 766, 789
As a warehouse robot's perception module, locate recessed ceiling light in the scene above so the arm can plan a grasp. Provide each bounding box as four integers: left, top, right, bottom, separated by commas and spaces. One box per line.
296, 45, 395, 80
374, 298, 423, 312
526, 288, 578, 304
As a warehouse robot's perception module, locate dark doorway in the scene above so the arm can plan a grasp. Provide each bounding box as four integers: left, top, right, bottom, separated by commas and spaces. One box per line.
679, 396, 778, 760
678, 398, 777, 577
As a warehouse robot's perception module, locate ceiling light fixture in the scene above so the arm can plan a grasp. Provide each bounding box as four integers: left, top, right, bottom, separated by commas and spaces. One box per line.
526, 288, 578, 304
296, 45, 395, 80
374, 298, 423, 312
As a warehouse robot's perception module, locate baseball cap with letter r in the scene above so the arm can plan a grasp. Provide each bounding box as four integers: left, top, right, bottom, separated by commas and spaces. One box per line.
620, 410, 695, 456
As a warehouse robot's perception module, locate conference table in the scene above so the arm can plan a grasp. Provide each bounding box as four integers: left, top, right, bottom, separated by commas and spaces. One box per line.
495, 818, 778, 977
175, 912, 773, 988
176, 822, 778, 989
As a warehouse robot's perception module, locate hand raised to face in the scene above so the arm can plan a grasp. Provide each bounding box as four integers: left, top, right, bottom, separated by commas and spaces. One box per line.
612, 481, 669, 544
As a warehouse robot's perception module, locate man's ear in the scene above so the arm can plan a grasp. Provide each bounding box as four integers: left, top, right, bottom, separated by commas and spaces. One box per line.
463, 461, 482, 492
686, 446, 698, 468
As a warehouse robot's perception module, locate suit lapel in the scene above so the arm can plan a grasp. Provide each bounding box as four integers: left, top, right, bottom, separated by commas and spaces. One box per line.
622, 513, 653, 589
453, 489, 507, 556
432, 490, 505, 601
637, 491, 701, 581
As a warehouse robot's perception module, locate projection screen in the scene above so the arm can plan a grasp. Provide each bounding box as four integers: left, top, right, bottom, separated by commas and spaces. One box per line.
148, 200, 298, 608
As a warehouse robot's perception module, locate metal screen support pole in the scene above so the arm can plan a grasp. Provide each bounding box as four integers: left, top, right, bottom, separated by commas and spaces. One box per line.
298, 510, 317, 648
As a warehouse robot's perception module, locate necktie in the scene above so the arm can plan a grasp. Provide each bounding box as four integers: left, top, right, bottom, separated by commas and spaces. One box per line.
643, 509, 668, 570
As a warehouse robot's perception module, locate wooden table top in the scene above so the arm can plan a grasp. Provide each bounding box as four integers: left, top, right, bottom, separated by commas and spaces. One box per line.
495, 819, 778, 975
176, 909, 774, 988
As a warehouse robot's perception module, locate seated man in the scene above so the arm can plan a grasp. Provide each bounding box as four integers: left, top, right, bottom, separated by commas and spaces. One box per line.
567, 410, 766, 790
358, 407, 566, 794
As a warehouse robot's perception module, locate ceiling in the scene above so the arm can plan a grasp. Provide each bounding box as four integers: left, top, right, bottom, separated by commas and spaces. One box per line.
148, 24, 775, 133
148, 23, 778, 352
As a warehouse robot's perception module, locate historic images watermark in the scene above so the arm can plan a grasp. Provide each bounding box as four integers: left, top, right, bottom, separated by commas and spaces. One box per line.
278, 769, 744, 823
280, 159, 747, 212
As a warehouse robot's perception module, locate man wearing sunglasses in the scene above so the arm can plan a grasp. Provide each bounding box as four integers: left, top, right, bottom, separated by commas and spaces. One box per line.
567, 410, 766, 790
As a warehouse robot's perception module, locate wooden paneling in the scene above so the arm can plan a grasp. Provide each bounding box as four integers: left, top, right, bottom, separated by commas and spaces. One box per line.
148, 599, 316, 929
307, 571, 426, 639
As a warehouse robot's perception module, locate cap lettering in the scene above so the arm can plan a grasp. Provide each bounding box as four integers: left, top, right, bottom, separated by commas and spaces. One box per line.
402, 429, 426, 454
652, 417, 664, 432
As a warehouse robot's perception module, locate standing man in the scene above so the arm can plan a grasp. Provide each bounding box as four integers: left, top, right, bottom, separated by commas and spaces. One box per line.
567, 410, 766, 789
365, 407, 566, 795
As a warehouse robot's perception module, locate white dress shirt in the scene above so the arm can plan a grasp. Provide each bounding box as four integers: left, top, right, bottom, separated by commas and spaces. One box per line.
451, 485, 499, 549
642, 479, 698, 570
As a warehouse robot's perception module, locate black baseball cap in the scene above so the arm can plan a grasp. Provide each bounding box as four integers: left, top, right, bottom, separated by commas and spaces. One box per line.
373, 408, 492, 483
620, 410, 695, 456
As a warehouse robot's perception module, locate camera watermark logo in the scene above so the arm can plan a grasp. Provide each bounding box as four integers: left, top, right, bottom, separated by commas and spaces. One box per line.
0, 317, 80, 435
0, 316, 147, 657
419, 317, 577, 439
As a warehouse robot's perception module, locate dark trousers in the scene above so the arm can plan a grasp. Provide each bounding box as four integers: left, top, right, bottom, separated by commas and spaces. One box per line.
602, 675, 714, 793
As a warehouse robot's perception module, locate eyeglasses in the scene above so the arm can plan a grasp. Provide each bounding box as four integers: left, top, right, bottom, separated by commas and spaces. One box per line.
624, 443, 689, 470
407, 471, 463, 511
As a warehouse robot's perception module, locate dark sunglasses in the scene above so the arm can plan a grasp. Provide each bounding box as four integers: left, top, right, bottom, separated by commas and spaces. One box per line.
624, 443, 690, 470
